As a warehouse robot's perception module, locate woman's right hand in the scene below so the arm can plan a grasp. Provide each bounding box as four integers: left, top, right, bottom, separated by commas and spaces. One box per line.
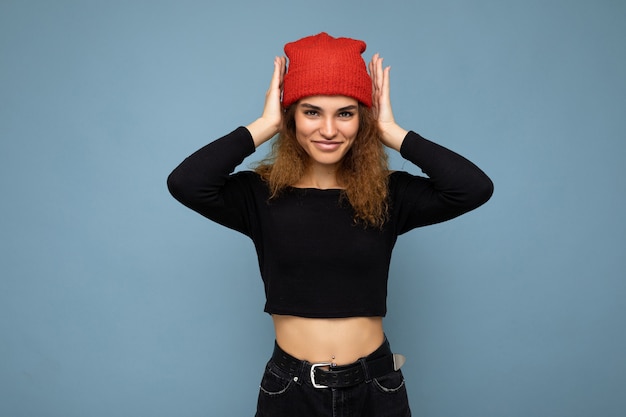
246, 56, 286, 147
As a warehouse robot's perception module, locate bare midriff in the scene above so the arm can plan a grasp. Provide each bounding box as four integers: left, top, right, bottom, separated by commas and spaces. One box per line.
272, 314, 385, 366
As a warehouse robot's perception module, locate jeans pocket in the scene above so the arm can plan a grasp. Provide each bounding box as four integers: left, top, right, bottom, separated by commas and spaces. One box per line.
259, 363, 294, 396
372, 369, 406, 394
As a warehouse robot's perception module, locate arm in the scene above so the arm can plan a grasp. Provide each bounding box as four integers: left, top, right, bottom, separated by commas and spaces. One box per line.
392, 131, 493, 232
166, 127, 258, 234
368, 54, 493, 232
167, 57, 286, 233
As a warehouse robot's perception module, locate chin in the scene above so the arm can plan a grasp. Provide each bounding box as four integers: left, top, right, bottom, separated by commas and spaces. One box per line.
309, 152, 347, 166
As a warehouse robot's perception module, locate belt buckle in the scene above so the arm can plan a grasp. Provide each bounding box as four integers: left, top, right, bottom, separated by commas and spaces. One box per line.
310, 362, 333, 389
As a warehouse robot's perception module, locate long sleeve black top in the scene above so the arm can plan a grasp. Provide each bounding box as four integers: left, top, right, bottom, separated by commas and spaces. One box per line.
168, 127, 493, 318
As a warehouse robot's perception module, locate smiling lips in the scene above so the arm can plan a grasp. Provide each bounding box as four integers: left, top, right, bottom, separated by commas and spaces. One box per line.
312, 141, 343, 151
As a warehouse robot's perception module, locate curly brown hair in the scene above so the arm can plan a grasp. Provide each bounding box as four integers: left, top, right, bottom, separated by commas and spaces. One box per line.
255, 103, 389, 228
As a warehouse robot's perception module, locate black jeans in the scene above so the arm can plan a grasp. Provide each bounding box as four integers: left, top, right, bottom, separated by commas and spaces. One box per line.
255, 339, 411, 417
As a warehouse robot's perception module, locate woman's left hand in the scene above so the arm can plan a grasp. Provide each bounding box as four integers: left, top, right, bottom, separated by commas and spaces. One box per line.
369, 54, 408, 151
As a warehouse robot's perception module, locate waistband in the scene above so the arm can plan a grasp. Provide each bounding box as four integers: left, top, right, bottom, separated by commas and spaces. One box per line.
270, 338, 405, 389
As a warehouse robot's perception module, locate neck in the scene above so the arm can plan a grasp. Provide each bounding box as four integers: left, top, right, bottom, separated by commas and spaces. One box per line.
294, 163, 343, 189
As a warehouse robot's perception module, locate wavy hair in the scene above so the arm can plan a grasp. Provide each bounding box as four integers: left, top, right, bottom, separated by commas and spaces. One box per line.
254, 103, 389, 228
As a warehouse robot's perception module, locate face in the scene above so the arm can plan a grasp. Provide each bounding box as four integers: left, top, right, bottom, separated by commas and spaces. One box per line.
293, 95, 359, 168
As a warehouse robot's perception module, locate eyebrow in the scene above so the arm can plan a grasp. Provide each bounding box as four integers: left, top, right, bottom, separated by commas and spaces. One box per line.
299, 103, 358, 112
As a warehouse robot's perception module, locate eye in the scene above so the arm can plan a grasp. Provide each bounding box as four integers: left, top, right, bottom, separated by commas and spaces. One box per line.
338, 111, 354, 118
303, 110, 319, 117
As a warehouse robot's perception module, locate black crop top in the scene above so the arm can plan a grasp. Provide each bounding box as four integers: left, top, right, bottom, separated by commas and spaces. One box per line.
167, 127, 493, 318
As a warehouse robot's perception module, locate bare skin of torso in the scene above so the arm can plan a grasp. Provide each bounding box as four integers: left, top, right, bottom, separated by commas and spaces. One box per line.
272, 315, 385, 365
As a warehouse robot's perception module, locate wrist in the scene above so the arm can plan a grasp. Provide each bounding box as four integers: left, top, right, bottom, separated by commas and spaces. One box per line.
379, 123, 408, 151
246, 117, 281, 147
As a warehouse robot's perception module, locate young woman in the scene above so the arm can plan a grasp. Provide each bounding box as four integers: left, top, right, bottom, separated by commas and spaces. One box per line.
168, 32, 493, 417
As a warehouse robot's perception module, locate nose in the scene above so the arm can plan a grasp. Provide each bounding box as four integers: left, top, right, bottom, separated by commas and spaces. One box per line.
319, 116, 337, 139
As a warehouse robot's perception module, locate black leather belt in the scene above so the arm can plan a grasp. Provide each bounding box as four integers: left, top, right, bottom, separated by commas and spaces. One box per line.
271, 340, 406, 389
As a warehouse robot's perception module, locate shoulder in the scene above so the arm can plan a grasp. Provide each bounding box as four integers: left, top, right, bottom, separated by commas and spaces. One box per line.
230, 170, 266, 187
387, 170, 432, 206
388, 170, 428, 188
231, 170, 272, 197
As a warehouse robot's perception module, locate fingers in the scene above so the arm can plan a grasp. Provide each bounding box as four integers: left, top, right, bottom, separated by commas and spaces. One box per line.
369, 53, 392, 122
369, 53, 388, 95
265, 56, 286, 111
269, 56, 286, 93
369, 53, 391, 108
258, 57, 286, 131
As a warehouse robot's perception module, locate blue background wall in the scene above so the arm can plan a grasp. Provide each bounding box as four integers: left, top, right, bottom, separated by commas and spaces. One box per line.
1, 1, 624, 416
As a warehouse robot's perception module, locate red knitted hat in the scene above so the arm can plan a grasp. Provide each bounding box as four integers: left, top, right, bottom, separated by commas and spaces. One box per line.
282, 32, 372, 108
